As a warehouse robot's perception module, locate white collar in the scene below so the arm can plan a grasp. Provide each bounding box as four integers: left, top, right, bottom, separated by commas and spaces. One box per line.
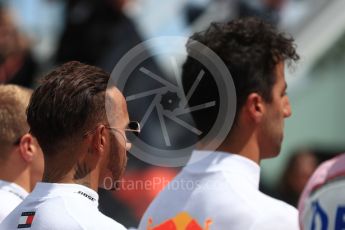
186, 150, 261, 189
30, 182, 99, 207
0, 179, 28, 200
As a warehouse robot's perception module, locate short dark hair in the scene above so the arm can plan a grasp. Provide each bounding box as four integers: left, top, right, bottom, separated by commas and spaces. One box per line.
27, 61, 110, 155
182, 17, 299, 132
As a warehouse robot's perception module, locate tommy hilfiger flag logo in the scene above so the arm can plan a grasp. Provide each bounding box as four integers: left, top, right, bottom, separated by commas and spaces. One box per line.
17, 212, 35, 229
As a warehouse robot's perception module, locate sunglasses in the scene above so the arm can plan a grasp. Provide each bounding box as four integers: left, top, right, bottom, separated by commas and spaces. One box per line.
83, 121, 141, 143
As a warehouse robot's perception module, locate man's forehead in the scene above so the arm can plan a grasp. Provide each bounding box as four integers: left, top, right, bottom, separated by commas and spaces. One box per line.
106, 87, 125, 105
105, 87, 129, 123
275, 61, 286, 82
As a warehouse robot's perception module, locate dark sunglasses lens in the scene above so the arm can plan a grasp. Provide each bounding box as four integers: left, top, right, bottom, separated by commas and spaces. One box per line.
128, 122, 140, 135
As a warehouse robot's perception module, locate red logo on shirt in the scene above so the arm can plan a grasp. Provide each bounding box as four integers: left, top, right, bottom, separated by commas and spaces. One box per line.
17, 211, 35, 229
147, 212, 212, 230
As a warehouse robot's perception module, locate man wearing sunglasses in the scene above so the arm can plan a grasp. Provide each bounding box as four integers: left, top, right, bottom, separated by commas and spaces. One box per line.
0, 61, 139, 229
0, 84, 44, 222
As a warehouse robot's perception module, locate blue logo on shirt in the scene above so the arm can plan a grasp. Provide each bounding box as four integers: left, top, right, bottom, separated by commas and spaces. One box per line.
311, 201, 328, 230
310, 201, 345, 230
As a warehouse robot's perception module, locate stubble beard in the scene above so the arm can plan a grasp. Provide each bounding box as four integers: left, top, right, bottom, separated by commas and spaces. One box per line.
108, 134, 128, 189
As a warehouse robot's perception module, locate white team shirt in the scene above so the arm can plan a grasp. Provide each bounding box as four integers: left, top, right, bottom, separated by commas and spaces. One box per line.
298, 153, 345, 230
0, 180, 28, 223
0, 182, 126, 230
138, 151, 298, 230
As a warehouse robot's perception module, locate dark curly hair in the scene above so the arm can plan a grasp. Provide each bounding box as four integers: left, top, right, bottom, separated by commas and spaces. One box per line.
182, 17, 299, 133
27, 61, 110, 155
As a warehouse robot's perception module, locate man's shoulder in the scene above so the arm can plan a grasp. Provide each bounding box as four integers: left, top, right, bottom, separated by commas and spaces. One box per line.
0, 189, 24, 204
74, 206, 126, 230
89, 214, 126, 230
44, 195, 126, 229
249, 192, 298, 229
214, 189, 298, 224
256, 191, 298, 214
0, 194, 126, 230
0, 190, 23, 222
0, 195, 79, 229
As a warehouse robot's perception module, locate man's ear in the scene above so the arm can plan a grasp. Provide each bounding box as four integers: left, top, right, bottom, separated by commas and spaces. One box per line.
245, 93, 265, 123
84, 126, 107, 171
19, 133, 35, 162
90, 126, 107, 157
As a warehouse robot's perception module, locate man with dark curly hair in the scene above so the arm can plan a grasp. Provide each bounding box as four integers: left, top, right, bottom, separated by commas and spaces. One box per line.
138, 18, 299, 230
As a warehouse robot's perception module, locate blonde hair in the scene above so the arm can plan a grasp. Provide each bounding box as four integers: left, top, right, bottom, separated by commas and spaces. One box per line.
0, 84, 32, 153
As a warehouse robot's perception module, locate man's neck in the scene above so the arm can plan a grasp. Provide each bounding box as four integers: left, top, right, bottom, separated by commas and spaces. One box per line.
0, 164, 31, 192
42, 166, 99, 192
42, 150, 99, 192
216, 128, 261, 164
